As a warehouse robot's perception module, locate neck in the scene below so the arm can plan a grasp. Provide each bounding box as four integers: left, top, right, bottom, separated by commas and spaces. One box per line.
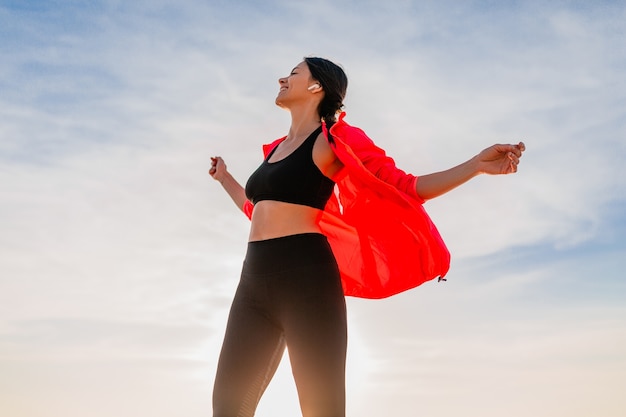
286, 103, 322, 141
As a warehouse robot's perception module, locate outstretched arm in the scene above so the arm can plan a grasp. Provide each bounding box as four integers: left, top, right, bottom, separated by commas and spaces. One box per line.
209, 156, 250, 213
415, 142, 525, 200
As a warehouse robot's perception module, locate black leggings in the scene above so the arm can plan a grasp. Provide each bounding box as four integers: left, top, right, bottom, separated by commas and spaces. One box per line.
212, 233, 347, 417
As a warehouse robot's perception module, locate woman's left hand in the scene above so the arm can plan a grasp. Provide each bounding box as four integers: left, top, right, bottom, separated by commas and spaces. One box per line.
476, 142, 526, 175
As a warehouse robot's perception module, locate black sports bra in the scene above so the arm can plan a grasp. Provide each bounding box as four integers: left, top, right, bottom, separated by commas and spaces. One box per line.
244, 126, 335, 210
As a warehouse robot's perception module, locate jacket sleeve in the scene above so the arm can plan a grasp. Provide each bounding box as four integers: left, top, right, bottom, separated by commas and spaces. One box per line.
337, 124, 422, 203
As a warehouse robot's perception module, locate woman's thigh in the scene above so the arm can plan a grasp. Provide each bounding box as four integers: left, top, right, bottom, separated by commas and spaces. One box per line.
212, 282, 285, 417
281, 261, 347, 417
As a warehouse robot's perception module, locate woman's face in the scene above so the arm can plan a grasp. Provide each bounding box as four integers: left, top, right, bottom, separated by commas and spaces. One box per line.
275, 61, 318, 109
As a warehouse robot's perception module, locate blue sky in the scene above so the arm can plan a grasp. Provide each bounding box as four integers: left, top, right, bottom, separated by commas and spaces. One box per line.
1, 1, 625, 416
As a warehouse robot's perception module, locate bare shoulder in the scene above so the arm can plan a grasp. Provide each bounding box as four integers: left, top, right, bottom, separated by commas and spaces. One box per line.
312, 132, 343, 179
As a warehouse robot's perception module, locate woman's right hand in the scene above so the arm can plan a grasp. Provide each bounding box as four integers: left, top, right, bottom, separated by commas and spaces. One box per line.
209, 156, 227, 182
208, 156, 249, 213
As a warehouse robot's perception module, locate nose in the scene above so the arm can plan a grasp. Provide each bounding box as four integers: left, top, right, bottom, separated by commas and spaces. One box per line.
278, 77, 287, 85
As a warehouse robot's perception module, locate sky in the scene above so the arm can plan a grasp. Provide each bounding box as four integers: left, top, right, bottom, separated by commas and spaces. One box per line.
1, 0, 625, 416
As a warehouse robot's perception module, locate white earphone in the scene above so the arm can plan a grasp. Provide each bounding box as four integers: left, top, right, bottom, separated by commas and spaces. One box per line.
307, 83, 321, 91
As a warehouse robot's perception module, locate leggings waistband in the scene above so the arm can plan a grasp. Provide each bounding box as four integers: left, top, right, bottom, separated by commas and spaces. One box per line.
244, 233, 335, 275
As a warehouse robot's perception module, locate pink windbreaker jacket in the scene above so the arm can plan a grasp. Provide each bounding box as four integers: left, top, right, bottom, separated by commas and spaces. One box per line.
243, 112, 450, 299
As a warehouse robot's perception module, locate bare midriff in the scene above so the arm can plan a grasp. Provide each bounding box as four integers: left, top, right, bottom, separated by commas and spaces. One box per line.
248, 200, 324, 242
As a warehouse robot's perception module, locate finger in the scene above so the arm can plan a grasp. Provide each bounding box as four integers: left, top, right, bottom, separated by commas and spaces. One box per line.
508, 145, 522, 158
507, 152, 520, 165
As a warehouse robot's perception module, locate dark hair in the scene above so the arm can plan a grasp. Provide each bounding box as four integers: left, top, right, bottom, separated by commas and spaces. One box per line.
304, 57, 348, 125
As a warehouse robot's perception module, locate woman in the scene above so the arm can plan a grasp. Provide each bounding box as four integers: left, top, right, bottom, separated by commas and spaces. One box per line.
209, 57, 525, 417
